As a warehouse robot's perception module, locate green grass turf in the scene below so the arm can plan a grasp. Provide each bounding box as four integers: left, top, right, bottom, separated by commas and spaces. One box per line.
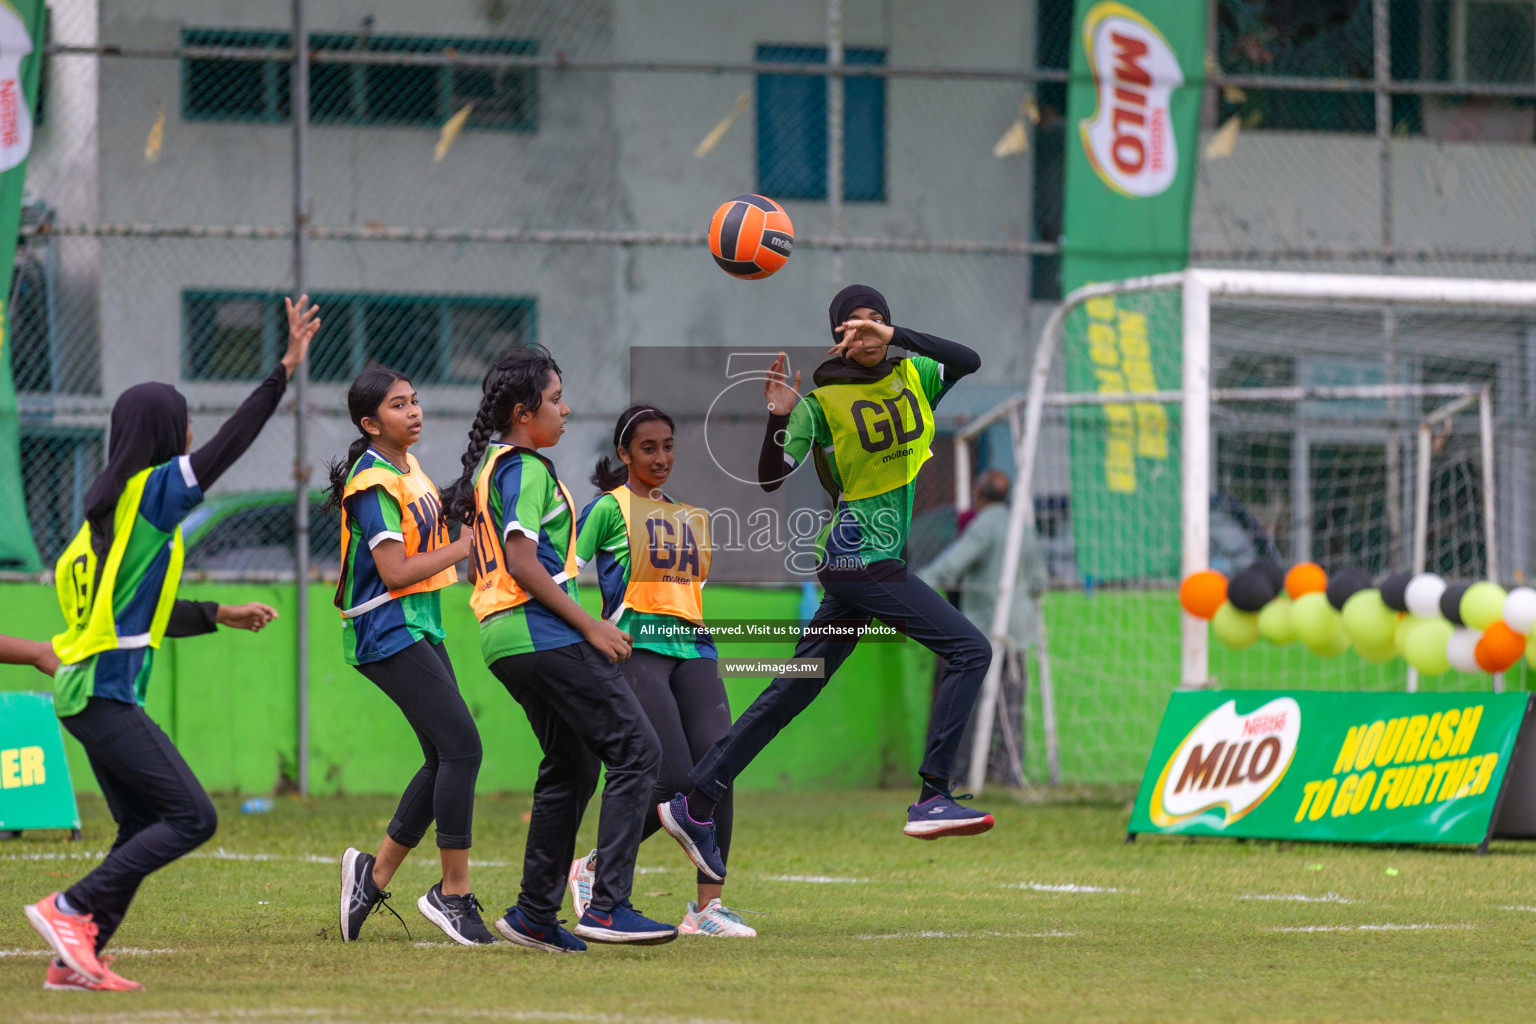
4, 790, 1536, 1022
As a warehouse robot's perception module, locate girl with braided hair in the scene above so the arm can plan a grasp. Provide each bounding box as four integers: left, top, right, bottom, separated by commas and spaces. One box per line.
566, 406, 755, 937
442, 345, 675, 952
325, 367, 494, 947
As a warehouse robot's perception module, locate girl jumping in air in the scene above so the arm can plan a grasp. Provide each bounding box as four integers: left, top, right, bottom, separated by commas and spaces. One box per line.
23, 296, 320, 992
660, 284, 995, 881
567, 405, 755, 938
443, 345, 674, 952
327, 367, 493, 946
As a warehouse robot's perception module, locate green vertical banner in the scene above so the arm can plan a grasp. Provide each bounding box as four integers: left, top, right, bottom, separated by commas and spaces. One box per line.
0, 692, 81, 832
0, 0, 43, 571
1060, 1, 1206, 581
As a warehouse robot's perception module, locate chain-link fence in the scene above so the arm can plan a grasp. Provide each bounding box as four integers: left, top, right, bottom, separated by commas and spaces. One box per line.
8, 1, 1536, 787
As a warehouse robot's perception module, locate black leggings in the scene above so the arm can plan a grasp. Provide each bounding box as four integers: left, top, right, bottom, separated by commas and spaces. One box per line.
63, 698, 219, 953
356, 639, 482, 850
622, 650, 734, 885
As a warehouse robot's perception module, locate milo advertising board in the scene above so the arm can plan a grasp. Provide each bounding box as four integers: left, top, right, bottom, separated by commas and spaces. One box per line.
1130, 691, 1534, 848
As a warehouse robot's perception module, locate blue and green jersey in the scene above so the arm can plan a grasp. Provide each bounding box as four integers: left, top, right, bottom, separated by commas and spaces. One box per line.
478, 444, 584, 663
338, 449, 446, 666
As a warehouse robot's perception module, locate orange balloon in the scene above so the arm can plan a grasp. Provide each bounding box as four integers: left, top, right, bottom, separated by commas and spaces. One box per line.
1179, 570, 1228, 620
1475, 621, 1526, 673
1285, 562, 1328, 600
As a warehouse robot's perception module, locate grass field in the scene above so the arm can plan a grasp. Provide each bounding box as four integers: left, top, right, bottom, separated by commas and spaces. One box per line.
5, 789, 1536, 1022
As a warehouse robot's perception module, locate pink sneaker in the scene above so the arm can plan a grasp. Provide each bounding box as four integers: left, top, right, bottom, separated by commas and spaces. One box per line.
25, 893, 105, 983
43, 954, 142, 992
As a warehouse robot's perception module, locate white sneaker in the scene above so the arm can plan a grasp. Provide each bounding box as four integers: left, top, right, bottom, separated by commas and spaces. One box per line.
567, 850, 595, 920
678, 898, 757, 937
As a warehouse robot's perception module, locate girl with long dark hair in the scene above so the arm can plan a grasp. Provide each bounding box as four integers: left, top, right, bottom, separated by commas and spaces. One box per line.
326, 368, 492, 946
23, 297, 320, 991
442, 345, 673, 952
566, 405, 753, 937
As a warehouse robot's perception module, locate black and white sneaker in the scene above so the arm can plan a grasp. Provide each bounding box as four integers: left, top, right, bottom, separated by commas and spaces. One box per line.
417, 882, 498, 946
340, 847, 389, 941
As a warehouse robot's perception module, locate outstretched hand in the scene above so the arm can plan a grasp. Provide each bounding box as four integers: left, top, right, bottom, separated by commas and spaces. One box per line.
764, 351, 802, 415
217, 602, 280, 633
281, 295, 322, 376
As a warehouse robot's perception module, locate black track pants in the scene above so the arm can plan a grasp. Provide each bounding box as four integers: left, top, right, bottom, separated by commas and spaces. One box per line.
491, 642, 661, 923
62, 698, 219, 953
690, 558, 991, 800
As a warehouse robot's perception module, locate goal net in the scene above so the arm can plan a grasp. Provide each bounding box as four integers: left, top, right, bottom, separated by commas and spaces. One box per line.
963, 270, 1536, 789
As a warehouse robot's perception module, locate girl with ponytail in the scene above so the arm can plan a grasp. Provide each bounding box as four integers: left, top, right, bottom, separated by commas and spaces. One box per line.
570, 406, 755, 937
328, 368, 494, 948
454, 346, 675, 951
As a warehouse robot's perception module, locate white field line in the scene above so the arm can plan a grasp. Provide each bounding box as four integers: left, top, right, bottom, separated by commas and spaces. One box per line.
761, 874, 864, 884
12, 1008, 733, 1024
1240, 893, 1353, 904
1500, 905, 1536, 912
0, 947, 177, 958
1005, 882, 1135, 894
1270, 923, 1471, 933
856, 929, 1073, 940
0, 848, 673, 874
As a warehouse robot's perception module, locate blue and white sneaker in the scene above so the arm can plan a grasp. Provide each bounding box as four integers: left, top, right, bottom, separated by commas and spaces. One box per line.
493, 905, 587, 954
574, 900, 678, 945
567, 849, 595, 920
657, 793, 727, 882
903, 790, 995, 839
679, 898, 758, 938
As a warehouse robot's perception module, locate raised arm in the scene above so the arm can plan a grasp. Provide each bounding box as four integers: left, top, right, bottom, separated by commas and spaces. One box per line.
891, 325, 980, 383
758, 351, 804, 493
187, 297, 320, 490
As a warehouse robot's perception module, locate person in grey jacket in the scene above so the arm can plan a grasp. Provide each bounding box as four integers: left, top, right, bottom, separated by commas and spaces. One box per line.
918, 470, 1047, 786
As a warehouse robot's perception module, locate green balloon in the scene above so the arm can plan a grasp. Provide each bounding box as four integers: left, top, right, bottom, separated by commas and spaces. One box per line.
1304, 620, 1351, 657
1405, 619, 1455, 676
1212, 602, 1260, 650
1394, 614, 1427, 657
1257, 596, 1296, 645
1341, 589, 1397, 649
1461, 582, 1508, 632
1354, 634, 1398, 664
1292, 592, 1340, 647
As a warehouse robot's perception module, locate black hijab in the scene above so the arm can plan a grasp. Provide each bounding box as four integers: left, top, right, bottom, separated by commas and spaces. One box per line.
817, 283, 899, 386
83, 382, 189, 560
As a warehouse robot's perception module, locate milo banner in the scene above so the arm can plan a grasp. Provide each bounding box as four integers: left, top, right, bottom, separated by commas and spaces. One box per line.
0, 692, 81, 834
1060, 1, 1206, 581
1130, 691, 1534, 848
0, 0, 44, 571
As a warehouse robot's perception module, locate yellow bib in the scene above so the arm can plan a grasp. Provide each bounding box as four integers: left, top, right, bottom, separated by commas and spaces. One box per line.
52, 467, 184, 665
608, 487, 711, 627
813, 359, 935, 500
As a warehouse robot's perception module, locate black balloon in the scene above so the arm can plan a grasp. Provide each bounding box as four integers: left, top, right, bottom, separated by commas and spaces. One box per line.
1228, 566, 1278, 613
1378, 571, 1414, 613
1325, 567, 1372, 611
1251, 558, 1287, 592
1440, 582, 1470, 626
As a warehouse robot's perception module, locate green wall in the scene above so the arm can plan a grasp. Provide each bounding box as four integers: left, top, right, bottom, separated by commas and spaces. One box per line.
0, 582, 934, 797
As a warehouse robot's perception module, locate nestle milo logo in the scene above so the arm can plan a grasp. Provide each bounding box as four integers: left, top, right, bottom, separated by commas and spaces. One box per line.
1149, 698, 1301, 828
1078, 2, 1182, 198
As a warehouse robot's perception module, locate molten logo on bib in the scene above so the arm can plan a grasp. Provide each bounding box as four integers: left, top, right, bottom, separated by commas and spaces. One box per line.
1149, 698, 1300, 827
1078, 2, 1182, 198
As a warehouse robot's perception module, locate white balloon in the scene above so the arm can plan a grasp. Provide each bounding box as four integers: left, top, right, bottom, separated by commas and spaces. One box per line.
1446, 627, 1481, 674
1405, 573, 1448, 620
1503, 587, 1536, 635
